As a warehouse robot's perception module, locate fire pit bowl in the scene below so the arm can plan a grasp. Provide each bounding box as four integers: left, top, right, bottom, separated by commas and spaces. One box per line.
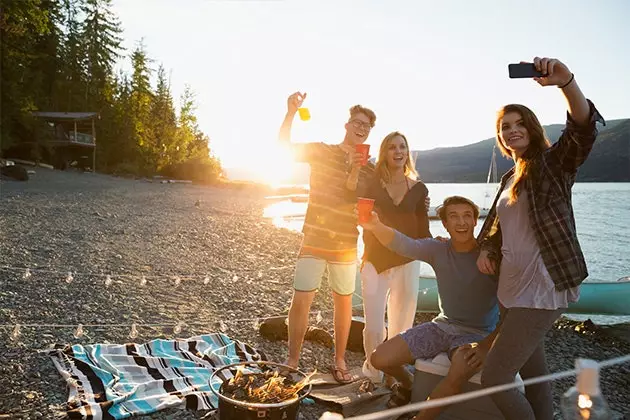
210, 361, 313, 420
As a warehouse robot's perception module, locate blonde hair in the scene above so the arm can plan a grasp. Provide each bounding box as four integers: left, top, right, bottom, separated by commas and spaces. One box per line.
349, 105, 377, 127
374, 131, 418, 183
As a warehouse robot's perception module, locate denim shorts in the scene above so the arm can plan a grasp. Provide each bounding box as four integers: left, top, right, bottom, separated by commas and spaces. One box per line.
400, 322, 486, 360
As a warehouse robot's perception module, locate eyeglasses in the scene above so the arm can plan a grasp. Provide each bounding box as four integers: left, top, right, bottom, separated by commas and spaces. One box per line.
349, 119, 372, 130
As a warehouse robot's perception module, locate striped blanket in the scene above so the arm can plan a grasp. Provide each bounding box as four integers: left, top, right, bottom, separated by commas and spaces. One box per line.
49, 333, 267, 419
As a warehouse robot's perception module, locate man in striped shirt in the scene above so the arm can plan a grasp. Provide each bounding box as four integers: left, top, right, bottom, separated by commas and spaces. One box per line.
279, 92, 376, 383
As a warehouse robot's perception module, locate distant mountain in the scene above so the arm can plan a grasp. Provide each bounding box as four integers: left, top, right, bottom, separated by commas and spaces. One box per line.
225, 118, 629, 183
414, 119, 630, 183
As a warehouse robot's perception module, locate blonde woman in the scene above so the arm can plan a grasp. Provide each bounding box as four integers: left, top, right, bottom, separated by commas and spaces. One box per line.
358, 131, 431, 383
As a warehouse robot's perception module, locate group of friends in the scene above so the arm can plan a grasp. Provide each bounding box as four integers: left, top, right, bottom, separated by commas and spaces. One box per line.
276, 57, 604, 420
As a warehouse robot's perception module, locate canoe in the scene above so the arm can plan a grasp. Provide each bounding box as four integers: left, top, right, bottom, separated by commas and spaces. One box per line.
352, 276, 630, 316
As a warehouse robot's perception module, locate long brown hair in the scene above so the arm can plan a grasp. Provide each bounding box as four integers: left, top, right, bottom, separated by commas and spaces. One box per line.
374, 131, 418, 183
496, 104, 551, 204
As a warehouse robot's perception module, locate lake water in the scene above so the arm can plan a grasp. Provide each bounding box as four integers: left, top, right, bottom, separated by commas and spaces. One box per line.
263, 183, 630, 323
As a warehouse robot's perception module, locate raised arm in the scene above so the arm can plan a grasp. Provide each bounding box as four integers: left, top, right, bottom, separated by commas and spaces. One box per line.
360, 211, 438, 264
278, 92, 306, 145
531, 57, 605, 171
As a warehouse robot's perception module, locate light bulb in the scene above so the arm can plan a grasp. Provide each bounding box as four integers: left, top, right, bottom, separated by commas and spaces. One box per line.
561, 358, 611, 419
22, 268, 32, 280
316, 311, 323, 324
140, 275, 147, 286
66, 272, 74, 283
105, 275, 113, 287
73, 324, 84, 339
174, 276, 181, 287
219, 321, 227, 332
203, 276, 210, 285
129, 323, 138, 339
10, 324, 21, 340
174, 322, 184, 334
319, 412, 344, 419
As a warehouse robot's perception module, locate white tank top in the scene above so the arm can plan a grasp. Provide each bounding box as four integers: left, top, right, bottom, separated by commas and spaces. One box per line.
496, 177, 580, 309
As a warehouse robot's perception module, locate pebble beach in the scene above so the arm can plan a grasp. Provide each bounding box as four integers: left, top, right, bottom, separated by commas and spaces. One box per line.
0, 168, 628, 419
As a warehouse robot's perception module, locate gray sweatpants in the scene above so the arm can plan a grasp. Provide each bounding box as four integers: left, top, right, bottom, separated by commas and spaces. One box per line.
480, 307, 563, 420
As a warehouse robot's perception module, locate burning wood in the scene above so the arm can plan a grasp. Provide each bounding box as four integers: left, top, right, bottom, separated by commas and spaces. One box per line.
223, 366, 315, 404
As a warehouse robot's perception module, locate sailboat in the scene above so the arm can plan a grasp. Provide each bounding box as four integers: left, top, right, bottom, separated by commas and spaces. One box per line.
479, 144, 500, 218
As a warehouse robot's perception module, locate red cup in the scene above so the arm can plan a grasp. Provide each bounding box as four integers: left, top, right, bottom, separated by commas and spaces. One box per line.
357, 197, 375, 224
355, 144, 370, 166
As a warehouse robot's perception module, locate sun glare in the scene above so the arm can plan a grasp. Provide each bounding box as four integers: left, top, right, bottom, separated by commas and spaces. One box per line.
252, 143, 298, 185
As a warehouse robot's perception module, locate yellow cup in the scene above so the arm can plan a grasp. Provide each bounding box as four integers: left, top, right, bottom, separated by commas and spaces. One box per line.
298, 107, 311, 121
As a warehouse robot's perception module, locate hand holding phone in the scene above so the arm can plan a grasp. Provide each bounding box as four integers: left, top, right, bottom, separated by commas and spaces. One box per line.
508, 63, 544, 79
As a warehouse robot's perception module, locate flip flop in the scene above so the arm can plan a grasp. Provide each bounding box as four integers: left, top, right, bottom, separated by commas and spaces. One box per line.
329, 365, 353, 384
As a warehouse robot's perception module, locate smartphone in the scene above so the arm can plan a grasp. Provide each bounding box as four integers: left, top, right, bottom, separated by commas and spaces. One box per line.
508, 63, 544, 78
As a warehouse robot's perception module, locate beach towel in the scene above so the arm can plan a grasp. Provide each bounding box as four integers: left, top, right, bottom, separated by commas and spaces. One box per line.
49, 333, 267, 419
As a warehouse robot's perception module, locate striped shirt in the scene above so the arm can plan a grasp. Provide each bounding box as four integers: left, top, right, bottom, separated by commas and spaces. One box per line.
477, 100, 605, 291
293, 142, 374, 262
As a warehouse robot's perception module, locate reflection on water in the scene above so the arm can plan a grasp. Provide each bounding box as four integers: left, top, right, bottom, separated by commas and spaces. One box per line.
263, 200, 307, 232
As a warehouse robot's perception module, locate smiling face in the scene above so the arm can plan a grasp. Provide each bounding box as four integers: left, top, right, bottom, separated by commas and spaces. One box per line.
442, 203, 477, 244
344, 112, 372, 145
498, 111, 530, 158
385, 135, 408, 170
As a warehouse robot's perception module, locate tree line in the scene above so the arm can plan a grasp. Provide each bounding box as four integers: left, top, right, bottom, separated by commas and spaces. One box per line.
1, 0, 221, 181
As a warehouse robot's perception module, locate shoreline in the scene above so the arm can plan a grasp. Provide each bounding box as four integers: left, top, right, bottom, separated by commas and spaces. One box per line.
0, 169, 628, 419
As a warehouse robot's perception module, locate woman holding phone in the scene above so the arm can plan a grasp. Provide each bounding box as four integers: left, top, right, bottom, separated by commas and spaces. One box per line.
473, 57, 604, 420
348, 131, 432, 385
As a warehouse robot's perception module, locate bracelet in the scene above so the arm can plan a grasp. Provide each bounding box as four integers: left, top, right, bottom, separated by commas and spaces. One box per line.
559, 73, 574, 89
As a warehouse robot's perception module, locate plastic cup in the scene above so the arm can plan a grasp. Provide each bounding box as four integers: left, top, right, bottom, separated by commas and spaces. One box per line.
355, 144, 370, 166
357, 197, 375, 224
298, 107, 311, 121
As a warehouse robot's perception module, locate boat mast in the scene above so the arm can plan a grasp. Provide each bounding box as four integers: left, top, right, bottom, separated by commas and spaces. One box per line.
486, 145, 497, 184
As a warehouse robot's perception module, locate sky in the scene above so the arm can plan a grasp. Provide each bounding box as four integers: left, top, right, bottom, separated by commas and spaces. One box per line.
112, 0, 630, 183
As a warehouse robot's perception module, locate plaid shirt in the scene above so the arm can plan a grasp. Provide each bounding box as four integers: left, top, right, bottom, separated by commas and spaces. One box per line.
477, 100, 605, 291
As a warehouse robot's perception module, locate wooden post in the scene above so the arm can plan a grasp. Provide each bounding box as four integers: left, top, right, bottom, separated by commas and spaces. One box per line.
91, 117, 96, 172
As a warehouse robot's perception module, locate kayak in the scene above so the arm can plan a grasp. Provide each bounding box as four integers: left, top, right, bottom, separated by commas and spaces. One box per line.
352, 276, 630, 316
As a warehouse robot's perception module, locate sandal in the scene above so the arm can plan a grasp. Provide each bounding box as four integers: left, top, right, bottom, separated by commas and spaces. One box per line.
330, 365, 353, 384
387, 382, 412, 408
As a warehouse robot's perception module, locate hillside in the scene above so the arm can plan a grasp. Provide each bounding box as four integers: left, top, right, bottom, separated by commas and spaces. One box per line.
414, 119, 629, 182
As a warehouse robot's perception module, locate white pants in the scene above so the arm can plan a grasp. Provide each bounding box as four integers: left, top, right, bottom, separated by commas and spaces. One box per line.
360, 260, 421, 382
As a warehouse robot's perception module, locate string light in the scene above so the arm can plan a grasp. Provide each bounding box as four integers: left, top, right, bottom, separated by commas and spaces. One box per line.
219, 321, 228, 332
173, 322, 184, 335
140, 275, 147, 286
65, 272, 74, 283
316, 311, 323, 324
104, 275, 113, 287
73, 324, 84, 339
22, 268, 31, 280
173, 276, 181, 287
10, 324, 21, 340
252, 318, 260, 330
203, 276, 210, 285
128, 323, 138, 339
